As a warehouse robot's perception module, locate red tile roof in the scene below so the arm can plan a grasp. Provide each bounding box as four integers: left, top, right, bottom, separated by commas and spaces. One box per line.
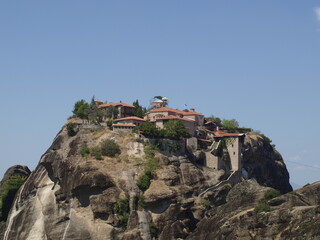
98, 102, 134, 108
112, 123, 136, 127
149, 107, 185, 115
155, 115, 196, 123
116, 117, 146, 122
183, 111, 204, 116
206, 130, 244, 137
149, 107, 203, 116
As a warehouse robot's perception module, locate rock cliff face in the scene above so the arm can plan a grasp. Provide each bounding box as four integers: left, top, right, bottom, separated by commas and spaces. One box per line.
242, 132, 292, 194
2, 125, 298, 239
187, 180, 320, 240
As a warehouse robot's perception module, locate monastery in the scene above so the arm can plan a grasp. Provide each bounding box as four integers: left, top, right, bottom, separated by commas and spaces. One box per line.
95, 98, 244, 173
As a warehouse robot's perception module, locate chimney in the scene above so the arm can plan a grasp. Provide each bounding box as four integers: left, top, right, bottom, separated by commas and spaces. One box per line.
190, 108, 195, 112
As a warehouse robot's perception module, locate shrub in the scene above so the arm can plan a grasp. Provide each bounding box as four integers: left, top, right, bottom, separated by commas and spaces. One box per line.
0, 175, 27, 221
144, 158, 161, 173
80, 147, 90, 157
144, 147, 155, 159
140, 122, 161, 138
263, 189, 280, 201
163, 120, 191, 139
254, 189, 281, 214
315, 205, 320, 214
107, 119, 114, 129
137, 171, 153, 191
137, 195, 146, 210
114, 197, 130, 228
100, 139, 121, 157
221, 119, 239, 130
66, 123, 77, 136
254, 202, 271, 213
149, 223, 159, 238
222, 184, 232, 190
202, 199, 211, 208
168, 141, 181, 153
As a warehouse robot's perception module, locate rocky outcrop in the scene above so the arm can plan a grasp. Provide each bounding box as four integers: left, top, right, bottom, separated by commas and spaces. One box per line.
2, 124, 219, 239
187, 180, 320, 240
2, 125, 297, 239
242, 132, 292, 193
0, 165, 30, 239
0, 165, 30, 192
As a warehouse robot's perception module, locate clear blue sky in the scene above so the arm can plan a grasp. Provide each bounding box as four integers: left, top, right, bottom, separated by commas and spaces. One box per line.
1, 1, 320, 187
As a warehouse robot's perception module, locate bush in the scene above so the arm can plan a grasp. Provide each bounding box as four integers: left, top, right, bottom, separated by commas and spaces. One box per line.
80, 147, 90, 157
168, 141, 181, 153
222, 184, 232, 190
202, 199, 211, 208
149, 223, 159, 238
221, 119, 239, 129
66, 123, 77, 136
140, 122, 161, 138
90, 147, 103, 160
107, 119, 115, 129
163, 120, 191, 139
137, 171, 153, 191
255, 202, 271, 213
254, 189, 281, 214
0, 175, 27, 221
263, 189, 280, 201
114, 197, 130, 228
100, 139, 121, 157
315, 205, 320, 214
137, 195, 146, 210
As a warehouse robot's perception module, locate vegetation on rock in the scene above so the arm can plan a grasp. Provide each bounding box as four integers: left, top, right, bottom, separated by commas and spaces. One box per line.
137, 145, 161, 191
80, 140, 121, 160
0, 175, 27, 222
255, 189, 281, 213
114, 197, 130, 228
66, 122, 77, 136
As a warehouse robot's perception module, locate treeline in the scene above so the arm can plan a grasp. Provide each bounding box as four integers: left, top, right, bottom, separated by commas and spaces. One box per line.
71, 97, 145, 124
139, 120, 190, 139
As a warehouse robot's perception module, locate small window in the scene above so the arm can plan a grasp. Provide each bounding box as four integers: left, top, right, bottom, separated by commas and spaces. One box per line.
233, 152, 236, 155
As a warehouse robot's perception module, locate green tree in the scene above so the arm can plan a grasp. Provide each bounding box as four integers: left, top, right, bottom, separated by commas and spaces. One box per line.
139, 122, 161, 137
106, 106, 119, 119
164, 120, 191, 139
88, 96, 106, 124
132, 100, 144, 118
221, 119, 239, 129
205, 116, 222, 126
72, 99, 89, 121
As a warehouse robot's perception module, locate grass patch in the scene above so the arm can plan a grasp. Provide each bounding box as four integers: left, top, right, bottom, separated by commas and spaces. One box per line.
80, 147, 90, 157
136, 145, 161, 192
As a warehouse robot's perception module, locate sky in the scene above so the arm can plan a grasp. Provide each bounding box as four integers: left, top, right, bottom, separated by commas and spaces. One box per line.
0, 1, 320, 188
